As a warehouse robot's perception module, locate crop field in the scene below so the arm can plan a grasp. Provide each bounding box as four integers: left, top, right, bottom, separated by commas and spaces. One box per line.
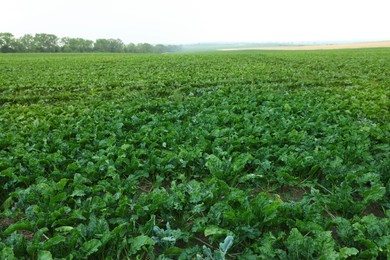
0, 49, 389, 259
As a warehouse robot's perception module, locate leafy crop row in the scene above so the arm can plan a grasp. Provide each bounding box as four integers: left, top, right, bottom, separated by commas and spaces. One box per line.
1, 50, 389, 259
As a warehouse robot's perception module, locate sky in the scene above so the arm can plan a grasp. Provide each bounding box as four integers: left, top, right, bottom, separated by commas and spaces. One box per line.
1, 0, 390, 44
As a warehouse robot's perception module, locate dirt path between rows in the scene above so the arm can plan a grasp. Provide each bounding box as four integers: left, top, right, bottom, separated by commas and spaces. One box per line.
219, 41, 390, 51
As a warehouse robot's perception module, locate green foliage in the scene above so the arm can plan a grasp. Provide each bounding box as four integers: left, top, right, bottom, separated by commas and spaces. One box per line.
0, 49, 389, 258
0, 32, 181, 53
200, 236, 234, 260
285, 228, 338, 259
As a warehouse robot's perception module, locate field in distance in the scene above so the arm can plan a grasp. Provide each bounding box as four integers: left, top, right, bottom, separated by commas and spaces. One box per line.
219, 40, 390, 51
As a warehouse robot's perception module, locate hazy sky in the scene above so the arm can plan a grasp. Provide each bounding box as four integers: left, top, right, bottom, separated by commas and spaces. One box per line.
1, 0, 389, 44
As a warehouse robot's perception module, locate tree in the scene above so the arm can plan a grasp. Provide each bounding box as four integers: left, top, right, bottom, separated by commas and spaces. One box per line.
124, 43, 136, 53
154, 44, 166, 53
0, 32, 182, 53
33, 33, 59, 52
166, 45, 182, 53
0, 33, 17, 52
94, 39, 124, 52
18, 34, 35, 52
136, 43, 153, 53
60, 37, 94, 52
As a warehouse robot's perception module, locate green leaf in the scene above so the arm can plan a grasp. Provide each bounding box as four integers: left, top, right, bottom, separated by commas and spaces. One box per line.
50, 192, 67, 207
66, 162, 80, 172
315, 231, 337, 259
286, 228, 313, 259
101, 223, 127, 247
31, 228, 49, 247
42, 236, 66, 250
1, 247, 15, 260
3, 220, 33, 236
55, 226, 74, 233
54, 178, 68, 190
296, 220, 324, 233
219, 236, 234, 254
37, 250, 53, 260
0, 168, 16, 178
238, 173, 263, 183
202, 246, 213, 258
163, 246, 183, 256
71, 189, 86, 197
363, 185, 385, 204
2, 197, 14, 210
339, 247, 359, 259
232, 153, 253, 173
81, 239, 102, 256
129, 235, 154, 255
205, 154, 224, 177
204, 226, 229, 237
90, 196, 107, 211
120, 144, 131, 150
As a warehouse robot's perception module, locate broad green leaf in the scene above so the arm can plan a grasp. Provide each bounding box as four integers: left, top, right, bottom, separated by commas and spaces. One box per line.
1, 247, 15, 260
2, 197, 14, 210
0, 168, 16, 178
37, 250, 53, 260
315, 231, 337, 259
163, 246, 182, 256
91, 196, 107, 211
238, 173, 263, 183
55, 226, 74, 233
205, 155, 223, 177
202, 246, 213, 258
284, 103, 292, 112
54, 178, 68, 190
81, 239, 102, 256
363, 185, 385, 203
120, 144, 131, 150
3, 220, 33, 236
101, 223, 127, 247
32, 228, 49, 246
42, 236, 66, 250
204, 226, 229, 237
219, 236, 234, 254
339, 247, 359, 259
296, 220, 324, 232
129, 235, 154, 255
232, 153, 253, 173
71, 189, 86, 197
66, 162, 80, 172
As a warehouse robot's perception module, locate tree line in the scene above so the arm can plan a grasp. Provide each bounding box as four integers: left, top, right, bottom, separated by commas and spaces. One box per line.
0, 32, 182, 53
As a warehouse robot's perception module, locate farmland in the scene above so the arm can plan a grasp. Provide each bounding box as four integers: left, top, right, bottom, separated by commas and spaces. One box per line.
0, 49, 389, 259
